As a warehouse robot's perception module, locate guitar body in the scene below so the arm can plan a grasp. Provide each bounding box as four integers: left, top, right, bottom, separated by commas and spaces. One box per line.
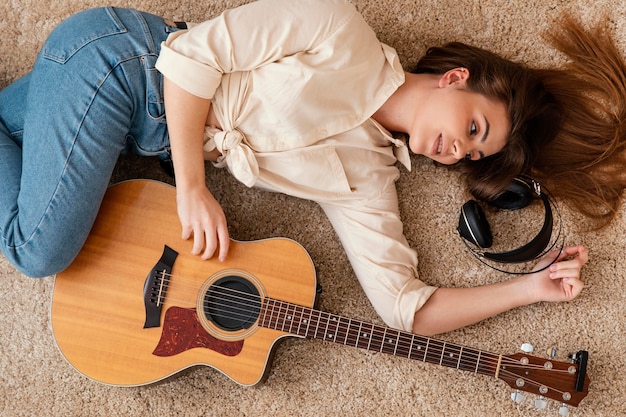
52, 180, 317, 386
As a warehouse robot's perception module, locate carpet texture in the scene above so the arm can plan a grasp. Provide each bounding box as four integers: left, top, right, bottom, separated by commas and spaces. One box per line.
1, 1, 625, 416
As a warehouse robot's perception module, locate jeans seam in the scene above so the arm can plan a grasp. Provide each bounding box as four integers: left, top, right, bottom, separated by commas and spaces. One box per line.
9, 57, 141, 250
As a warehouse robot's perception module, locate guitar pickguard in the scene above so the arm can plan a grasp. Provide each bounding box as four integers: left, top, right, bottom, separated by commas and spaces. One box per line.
152, 306, 244, 357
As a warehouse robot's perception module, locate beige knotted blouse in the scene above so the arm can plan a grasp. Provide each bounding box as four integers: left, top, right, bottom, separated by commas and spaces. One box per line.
155, 0, 438, 331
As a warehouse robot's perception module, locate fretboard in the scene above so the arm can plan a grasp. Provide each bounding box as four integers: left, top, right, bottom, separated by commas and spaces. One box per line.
260, 298, 501, 378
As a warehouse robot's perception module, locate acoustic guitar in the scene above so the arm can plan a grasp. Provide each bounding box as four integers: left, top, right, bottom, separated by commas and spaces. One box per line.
52, 180, 589, 412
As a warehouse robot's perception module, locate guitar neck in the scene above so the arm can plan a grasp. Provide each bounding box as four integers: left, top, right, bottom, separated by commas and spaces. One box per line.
260, 298, 501, 378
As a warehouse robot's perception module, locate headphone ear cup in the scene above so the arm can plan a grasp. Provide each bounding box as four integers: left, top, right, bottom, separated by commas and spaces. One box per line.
458, 200, 493, 248
488, 178, 533, 210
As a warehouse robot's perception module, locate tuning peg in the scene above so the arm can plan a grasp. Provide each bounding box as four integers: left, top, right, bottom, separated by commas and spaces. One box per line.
559, 404, 570, 416
520, 343, 534, 353
534, 396, 548, 409
510, 390, 525, 403
546, 347, 557, 359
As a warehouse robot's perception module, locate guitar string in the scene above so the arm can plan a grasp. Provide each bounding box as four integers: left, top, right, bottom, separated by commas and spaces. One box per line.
253, 295, 578, 400
189, 289, 577, 400
150, 270, 556, 374
142, 269, 580, 400
147, 271, 573, 378
147, 272, 517, 372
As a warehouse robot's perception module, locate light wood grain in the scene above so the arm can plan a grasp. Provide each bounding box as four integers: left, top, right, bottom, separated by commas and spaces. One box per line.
51, 180, 317, 386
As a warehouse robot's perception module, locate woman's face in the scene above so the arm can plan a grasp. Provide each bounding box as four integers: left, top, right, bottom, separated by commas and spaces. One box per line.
408, 69, 510, 165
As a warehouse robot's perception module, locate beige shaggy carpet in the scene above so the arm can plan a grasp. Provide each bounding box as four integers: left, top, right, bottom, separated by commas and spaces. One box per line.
1, 1, 625, 416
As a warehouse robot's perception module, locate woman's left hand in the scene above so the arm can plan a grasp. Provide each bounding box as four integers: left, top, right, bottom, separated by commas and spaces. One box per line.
526, 245, 588, 303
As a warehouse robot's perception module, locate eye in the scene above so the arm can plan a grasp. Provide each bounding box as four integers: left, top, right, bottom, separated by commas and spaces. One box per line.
470, 121, 478, 136
464, 152, 473, 161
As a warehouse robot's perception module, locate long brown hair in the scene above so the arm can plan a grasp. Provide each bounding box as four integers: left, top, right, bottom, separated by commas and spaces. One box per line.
413, 16, 626, 229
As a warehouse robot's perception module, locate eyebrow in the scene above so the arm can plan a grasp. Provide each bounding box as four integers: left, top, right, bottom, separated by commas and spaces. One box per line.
478, 115, 490, 159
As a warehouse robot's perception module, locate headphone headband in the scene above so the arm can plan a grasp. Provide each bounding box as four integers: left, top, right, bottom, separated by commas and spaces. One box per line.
458, 177, 560, 266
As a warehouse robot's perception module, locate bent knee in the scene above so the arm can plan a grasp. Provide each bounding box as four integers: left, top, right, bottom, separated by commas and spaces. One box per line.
2, 245, 77, 278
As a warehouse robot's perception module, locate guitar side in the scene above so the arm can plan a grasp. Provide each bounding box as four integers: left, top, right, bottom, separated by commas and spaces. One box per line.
51, 180, 317, 387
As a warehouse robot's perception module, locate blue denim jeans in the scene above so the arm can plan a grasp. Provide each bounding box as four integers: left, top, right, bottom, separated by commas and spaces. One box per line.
0, 7, 178, 277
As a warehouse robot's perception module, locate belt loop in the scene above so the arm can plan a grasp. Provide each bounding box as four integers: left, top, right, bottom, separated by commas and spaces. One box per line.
164, 19, 188, 32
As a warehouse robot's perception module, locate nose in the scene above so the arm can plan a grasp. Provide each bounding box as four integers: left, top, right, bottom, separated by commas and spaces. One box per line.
451, 138, 469, 160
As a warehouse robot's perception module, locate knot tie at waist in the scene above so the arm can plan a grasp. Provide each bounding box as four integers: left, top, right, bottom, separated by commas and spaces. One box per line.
211, 128, 259, 187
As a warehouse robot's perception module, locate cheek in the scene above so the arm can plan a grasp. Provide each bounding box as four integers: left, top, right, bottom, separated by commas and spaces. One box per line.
432, 155, 459, 165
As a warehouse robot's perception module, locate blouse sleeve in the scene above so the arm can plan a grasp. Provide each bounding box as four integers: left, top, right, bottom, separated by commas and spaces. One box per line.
317, 184, 438, 332
155, 0, 361, 99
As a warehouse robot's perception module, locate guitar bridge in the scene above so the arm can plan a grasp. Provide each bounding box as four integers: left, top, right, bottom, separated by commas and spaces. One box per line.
143, 245, 178, 328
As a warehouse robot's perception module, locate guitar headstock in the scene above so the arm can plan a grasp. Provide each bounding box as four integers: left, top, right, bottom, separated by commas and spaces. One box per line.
498, 349, 589, 411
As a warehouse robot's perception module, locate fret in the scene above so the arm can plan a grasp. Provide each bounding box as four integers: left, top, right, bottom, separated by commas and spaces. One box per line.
267, 299, 278, 330
380, 328, 388, 353
440, 344, 463, 369
277, 301, 285, 332
371, 324, 382, 351
296, 307, 304, 336
474, 351, 499, 377
258, 299, 502, 379
272, 299, 280, 329
408, 335, 416, 359
355, 322, 363, 348
349, 321, 361, 346
285, 302, 294, 333
297, 305, 307, 336
285, 302, 293, 332
320, 311, 329, 341
305, 307, 313, 338
474, 351, 482, 374
323, 313, 339, 342
344, 318, 352, 345
333, 316, 345, 343
408, 335, 425, 361
312, 309, 322, 339
380, 328, 399, 355
335, 317, 348, 345
359, 323, 373, 350
356, 322, 371, 350
423, 340, 448, 366
277, 300, 286, 332
259, 299, 268, 328
393, 331, 401, 356
332, 316, 340, 342
264, 299, 274, 329
291, 304, 301, 334
439, 342, 446, 366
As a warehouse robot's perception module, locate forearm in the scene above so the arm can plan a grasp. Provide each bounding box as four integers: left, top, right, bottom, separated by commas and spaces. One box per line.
412, 278, 532, 336
411, 246, 587, 336
163, 77, 211, 190
163, 77, 231, 260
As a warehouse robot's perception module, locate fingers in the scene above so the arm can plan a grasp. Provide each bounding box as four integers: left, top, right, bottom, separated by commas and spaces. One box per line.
549, 245, 588, 279
560, 276, 585, 299
549, 246, 587, 300
181, 224, 193, 241
557, 245, 589, 264
217, 224, 230, 262
176, 186, 230, 261
200, 224, 219, 260
180, 221, 230, 261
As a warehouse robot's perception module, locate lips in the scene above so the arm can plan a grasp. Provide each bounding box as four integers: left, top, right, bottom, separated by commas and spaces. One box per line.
432, 134, 444, 156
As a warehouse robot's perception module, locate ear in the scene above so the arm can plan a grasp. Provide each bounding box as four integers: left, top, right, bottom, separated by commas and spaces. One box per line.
438, 67, 470, 88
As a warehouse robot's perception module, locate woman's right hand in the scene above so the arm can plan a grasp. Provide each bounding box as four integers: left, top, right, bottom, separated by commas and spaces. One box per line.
162, 77, 229, 261
176, 184, 230, 262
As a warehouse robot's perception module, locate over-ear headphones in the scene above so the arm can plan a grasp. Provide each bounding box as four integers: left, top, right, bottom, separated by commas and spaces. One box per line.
457, 176, 561, 267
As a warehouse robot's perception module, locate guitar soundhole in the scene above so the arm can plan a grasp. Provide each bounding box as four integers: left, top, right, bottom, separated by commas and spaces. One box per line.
203, 276, 261, 331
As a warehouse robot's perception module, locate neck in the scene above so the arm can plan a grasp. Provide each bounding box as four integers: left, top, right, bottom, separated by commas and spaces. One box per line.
372, 72, 436, 133
259, 296, 501, 377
